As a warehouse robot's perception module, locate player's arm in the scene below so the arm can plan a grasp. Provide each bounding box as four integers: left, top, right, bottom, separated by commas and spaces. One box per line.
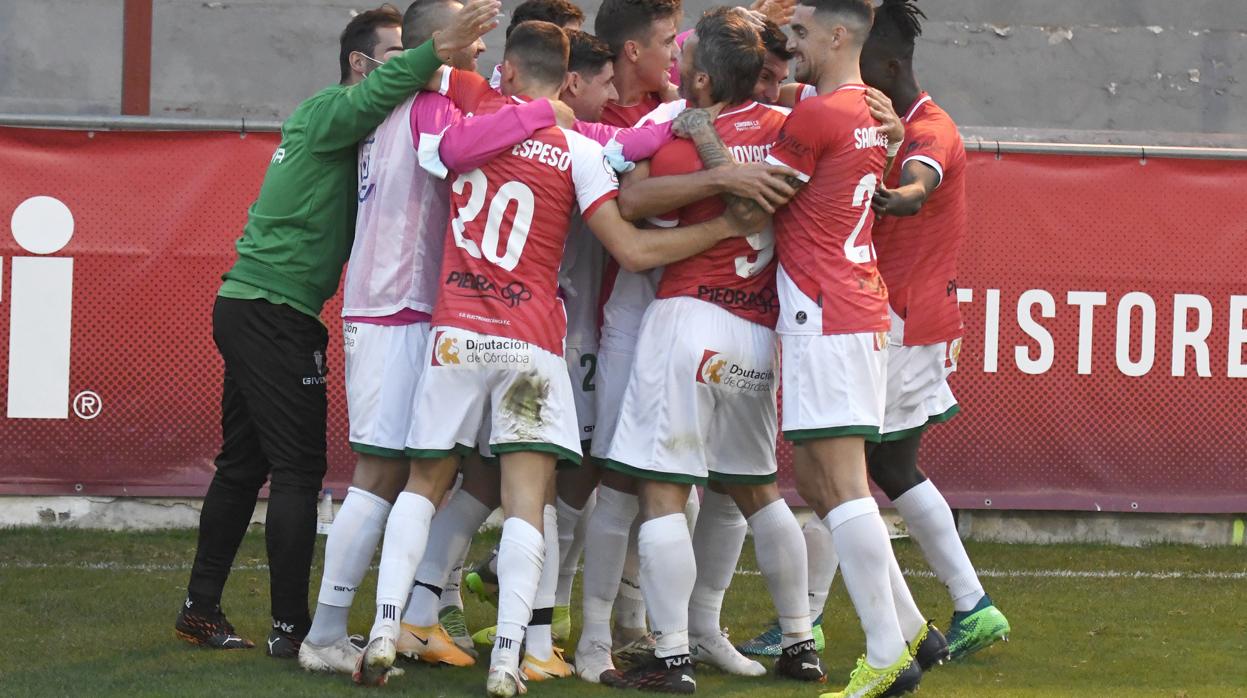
305, 0, 500, 154
585, 200, 759, 273
871, 159, 940, 217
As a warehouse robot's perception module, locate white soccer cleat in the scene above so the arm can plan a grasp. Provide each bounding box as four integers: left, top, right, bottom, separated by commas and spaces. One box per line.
691, 629, 766, 677
575, 638, 620, 684
298, 635, 363, 674
486, 665, 528, 697
352, 636, 397, 687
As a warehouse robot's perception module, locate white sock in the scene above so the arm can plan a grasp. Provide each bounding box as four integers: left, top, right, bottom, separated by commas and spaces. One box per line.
492, 517, 545, 671
615, 516, 647, 632
684, 486, 701, 534
888, 549, 927, 642
525, 505, 560, 661
555, 492, 593, 607
370, 492, 436, 641
825, 498, 906, 668
689, 490, 746, 639
638, 513, 696, 658
307, 487, 391, 645
579, 486, 637, 648
894, 480, 984, 612
804, 516, 838, 619
749, 499, 813, 648
402, 490, 491, 627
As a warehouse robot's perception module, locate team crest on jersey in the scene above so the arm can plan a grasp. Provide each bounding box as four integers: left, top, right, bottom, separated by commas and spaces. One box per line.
432, 331, 462, 366
695, 349, 773, 393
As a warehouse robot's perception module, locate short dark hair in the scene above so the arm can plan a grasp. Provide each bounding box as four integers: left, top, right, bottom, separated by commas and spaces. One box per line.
402, 0, 457, 49
567, 30, 615, 77
507, 0, 586, 37
504, 21, 571, 88
692, 8, 764, 104
594, 0, 682, 56
868, 0, 926, 59
339, 4, 403, 83
759, 18, 792, 60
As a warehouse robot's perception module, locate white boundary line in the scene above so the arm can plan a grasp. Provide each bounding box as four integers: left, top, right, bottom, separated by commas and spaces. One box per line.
2, 560, 1244, 580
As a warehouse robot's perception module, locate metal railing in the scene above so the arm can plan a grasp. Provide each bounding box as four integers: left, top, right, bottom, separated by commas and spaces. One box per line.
3, 113, 1247, 160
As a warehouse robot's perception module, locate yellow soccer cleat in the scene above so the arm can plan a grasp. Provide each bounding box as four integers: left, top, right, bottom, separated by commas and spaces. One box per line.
396, 622, 476, 667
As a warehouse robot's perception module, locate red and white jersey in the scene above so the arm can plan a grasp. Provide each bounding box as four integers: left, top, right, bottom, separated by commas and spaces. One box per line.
765, 83, 890, 335
873, 93, 966, 346
428, 73, 619, 355
344, 91, 466, 318
648, 100, 789, 328
597, 91, 670, 344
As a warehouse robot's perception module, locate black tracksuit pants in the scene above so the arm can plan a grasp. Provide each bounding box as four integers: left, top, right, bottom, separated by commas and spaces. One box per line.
185, 296, 329, 634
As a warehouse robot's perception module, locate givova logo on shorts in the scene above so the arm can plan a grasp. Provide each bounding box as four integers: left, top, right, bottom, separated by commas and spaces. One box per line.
695, 349, 774, 393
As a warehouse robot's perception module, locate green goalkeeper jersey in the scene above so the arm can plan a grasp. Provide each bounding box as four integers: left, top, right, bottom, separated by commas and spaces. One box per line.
219, 40, 444, 318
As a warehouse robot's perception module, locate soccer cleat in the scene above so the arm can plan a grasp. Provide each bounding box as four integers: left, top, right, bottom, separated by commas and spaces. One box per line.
613, 630, 658, 669
611, 653, 697, 694
472, 625, 497, 647
486, 665, 529, 697
521, 646, 575, 681
690, 629, 765, 676
819, 653, 921, 698
174, 604, 255, 649
465, 551, 500, 608
397, 622, 476, 666
552, 604, 572, 643
575, 638, 622, 684
439, 606, 478, 658
947, 595, 1010, 661
298, 635, 363, 674
774, 638, 828, 683
910, 621, 950, 671
353, 636, 397, 687
737, 614, 826, 657
265, 627, 303, 659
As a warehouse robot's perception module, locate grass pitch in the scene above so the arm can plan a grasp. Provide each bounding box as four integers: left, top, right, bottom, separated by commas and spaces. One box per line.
0, 526, 1244, 697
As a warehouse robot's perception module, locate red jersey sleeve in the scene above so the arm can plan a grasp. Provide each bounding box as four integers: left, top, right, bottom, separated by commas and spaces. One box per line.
765, 99, 826, 183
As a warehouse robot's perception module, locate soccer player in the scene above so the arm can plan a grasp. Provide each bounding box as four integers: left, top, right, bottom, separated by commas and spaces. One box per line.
861, 0, 1010, 661
354, 21, 760, 695
762, 1, 936, 695
296, 0, 576, 674
174, 0, 499, 655
601, 9, 825, 691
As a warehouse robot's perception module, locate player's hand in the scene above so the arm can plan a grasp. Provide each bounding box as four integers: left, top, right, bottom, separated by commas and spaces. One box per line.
549, 99, 576, 129
717, 163, 798, 214
434, 0, 501, 62
750, 0, 796, 26
864, 86, 904, 145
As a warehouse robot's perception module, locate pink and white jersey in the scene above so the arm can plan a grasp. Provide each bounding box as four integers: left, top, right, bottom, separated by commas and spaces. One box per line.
426, 78, 620, 355
345, 91, 463, 318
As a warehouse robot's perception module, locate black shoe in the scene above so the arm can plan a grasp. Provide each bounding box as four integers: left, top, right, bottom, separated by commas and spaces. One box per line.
913, 621, 951, 671
175, 602, 254, 649
610, 653, 696, 694
265, 626, 304, 659
774, 638, 827, 682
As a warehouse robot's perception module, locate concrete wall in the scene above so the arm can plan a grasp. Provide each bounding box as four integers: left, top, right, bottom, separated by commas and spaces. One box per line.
1, 1, 1244, 142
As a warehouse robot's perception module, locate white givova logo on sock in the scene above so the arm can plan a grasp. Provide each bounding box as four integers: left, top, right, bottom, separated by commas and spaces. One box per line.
5, 196, 91, 420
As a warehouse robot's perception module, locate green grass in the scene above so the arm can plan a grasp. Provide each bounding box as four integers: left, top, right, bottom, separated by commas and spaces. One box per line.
0, 527, 1244, 697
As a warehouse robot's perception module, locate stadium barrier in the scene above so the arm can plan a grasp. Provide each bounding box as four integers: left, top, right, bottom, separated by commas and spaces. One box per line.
0, 117, 1243, 514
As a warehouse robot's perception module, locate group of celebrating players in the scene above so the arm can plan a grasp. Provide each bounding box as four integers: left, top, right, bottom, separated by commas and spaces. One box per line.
281, 0, 1009, 696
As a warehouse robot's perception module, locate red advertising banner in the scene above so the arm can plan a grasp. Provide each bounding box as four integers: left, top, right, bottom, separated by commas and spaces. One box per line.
0, 128, 1243, 512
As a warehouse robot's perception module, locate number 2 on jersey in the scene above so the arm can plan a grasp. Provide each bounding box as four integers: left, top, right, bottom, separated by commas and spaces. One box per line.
844, 172, 878, 264
450, 170, 535, 272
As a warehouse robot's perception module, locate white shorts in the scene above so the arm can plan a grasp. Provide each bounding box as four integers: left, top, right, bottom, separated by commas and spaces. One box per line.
344, 320, 430, 457
589, 337, 638, 460
780, 331, 888, 442
605, 298, 779, 485
564, 343, 599, 446
405, 327, 583, 464
881, 340, 960, 440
